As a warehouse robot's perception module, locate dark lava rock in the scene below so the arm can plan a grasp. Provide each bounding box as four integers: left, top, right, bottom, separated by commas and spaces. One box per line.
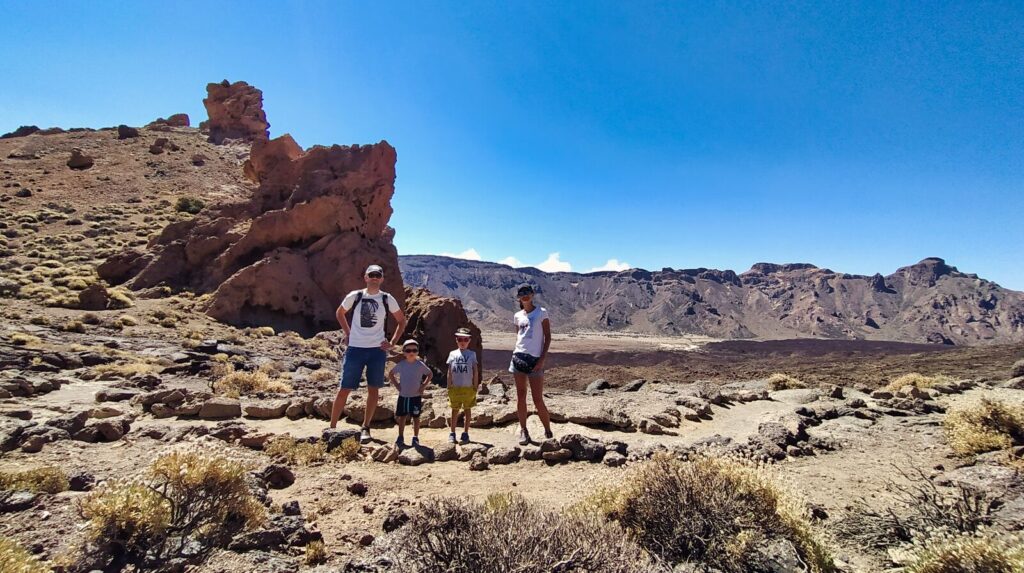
69, 471, 96, 491
0, 490, 38, 512
382, 508, 410, 533
347, 482, 368, 496
259, 464, 295, 489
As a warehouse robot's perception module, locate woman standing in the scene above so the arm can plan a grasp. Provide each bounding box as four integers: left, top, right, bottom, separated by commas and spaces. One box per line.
509, 284, 554, 445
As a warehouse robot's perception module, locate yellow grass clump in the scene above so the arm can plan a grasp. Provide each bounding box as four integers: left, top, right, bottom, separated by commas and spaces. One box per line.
305, 540, 327, 565
264, 435, 360, 465
945, 398, 1024, 456
0, 537, 49, 573
0, 466, 69, 494
212, 364, 293, 398
886, 372, 956, 392
767, 373, 807, 391
904, 533, 1024, 573
7, 332, 41, 347
91, 361, 159, 379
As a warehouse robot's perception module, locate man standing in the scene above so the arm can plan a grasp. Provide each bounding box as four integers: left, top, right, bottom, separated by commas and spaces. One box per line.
330, 264, 407, 443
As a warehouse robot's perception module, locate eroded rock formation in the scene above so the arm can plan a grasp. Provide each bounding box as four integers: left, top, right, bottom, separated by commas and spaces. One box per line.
403, 287, 484, 379
203, 80, 269, 144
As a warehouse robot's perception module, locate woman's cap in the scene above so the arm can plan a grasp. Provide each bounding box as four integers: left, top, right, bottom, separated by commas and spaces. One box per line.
402, 339, 419, 348
516, 284, 535, 297
454, 327, 472, 338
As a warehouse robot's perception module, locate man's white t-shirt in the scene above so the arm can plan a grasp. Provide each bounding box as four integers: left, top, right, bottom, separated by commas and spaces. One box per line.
513, 306, 549, 357
341, 289, 401, 348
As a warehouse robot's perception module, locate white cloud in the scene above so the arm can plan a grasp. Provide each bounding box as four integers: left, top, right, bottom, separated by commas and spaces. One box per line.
498, 256, 524, 267
536, 252, 573, 273
440, 248, 482, 261
587, 258, 632, 272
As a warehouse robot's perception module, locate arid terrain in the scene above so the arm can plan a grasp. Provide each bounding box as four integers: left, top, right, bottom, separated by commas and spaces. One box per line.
1, 83, 1022, 573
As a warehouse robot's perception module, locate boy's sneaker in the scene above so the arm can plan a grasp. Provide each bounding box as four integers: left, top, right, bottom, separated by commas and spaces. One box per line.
360, 427, 371, 444
448, 432, 457, 444
460, 431, 470, 444
411, 436, 420, 447
518, 428, 530, 446
395, 435, 405, 448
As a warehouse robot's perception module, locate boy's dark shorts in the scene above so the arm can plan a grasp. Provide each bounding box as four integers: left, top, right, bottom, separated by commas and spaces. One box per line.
395, 396, 423, 418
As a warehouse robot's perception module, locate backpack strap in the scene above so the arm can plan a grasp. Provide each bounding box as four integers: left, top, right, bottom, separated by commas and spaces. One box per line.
382, 293, 391, 341
345, 290, 364, 327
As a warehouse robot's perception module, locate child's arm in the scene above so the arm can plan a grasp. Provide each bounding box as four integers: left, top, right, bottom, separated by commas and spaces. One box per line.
388, 369, 399, 390
447, 365, 454, 388
420, 373, 431, 391
473, 362, 480, 390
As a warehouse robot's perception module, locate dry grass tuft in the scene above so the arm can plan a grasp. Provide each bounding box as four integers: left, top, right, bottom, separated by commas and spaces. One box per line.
886, 372, 956, 392
0, 537, 49, 573
0, 466, 69, 494
264, 435, 360, 465
903, 532, 1024, 573
305, 540, 327, 565
7, 332, 41, 347
945, 398, 1024, 456
310, 369, 337, 384
91, 360, 159, 379
78, 447, 265, 566
247, 326, 276, 338
212, 364, 293, 397
767, 373, 807, 391
382, 494, 653, 573
587, 454, 833, 573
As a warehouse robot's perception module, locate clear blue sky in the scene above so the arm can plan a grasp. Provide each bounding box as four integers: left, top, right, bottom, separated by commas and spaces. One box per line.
2, 2, 1022, 289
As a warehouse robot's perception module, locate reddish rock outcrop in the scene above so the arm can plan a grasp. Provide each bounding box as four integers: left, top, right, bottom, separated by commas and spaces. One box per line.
203, 80, 269, 144
402, 287, 484, 380
147, 113, 190, 128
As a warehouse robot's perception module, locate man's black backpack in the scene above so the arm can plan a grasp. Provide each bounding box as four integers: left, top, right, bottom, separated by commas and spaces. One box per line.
345, 290, 392, 340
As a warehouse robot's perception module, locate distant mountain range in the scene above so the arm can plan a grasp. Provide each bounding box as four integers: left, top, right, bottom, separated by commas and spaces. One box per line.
399, 255, 1024, 345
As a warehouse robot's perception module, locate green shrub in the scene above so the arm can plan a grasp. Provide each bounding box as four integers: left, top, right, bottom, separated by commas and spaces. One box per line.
174, 197, 205, 214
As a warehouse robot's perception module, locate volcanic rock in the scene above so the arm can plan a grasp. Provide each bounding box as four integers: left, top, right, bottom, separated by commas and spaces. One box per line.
67, 148, 94, 170
402, 286, 483, 380
204, 80, 270, 144
117, 125, 139, 139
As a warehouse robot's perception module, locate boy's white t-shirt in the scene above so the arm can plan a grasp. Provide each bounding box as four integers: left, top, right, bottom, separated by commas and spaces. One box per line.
513, 306, 549, 357
341, 289, 401, 348
446, 348, 478, 388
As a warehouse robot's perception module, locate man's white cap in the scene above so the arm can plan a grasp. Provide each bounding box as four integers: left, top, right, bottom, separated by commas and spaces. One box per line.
365, 264, 384, 275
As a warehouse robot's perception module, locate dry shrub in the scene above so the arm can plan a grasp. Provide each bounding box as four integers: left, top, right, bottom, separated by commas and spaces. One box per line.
834, 465, 1001, 551
886, 372, 956, 392
945, 398, 1024, 456
0, 466, 69, 493
7, 332, 41, 347
310, 369, 337, 384
590, 454, 833, 573
107, 288, 134, 309
91, 361, 159, 379
78, 447, 265, 566
904, 532, 1024, 573
265, 435, 359, 465
1012, 359, 1024, 379
213, 364, 292, 397
383, 494, 653, 573
305, 540, 327, 565
114, 315, 138, 328
0, 537, 49, 573
308, 336, 338, 361
247, 326, 276, 338
767, 373, 806, 390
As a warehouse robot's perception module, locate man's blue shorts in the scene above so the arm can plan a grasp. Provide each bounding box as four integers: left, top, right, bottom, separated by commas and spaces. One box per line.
339, 346, 387, 390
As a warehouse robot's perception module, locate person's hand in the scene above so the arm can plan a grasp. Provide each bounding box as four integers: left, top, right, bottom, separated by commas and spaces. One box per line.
535, 358, 546, 372
341, 333, 349, 347
380, 340, 393, 351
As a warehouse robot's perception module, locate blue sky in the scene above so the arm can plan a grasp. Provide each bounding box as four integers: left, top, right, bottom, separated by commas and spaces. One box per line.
2, 2, 1022, 288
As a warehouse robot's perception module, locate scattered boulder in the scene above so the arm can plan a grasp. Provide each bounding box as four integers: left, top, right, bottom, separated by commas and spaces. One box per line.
260, 464, 295, 489
586, 379, 611, 393
244, 399, 289, 419
148, 114, 190, 128
20, 435, 46, 453
78, 283, 110, 310
347, 481, 368, 496
323, 428, 361, 451
522, 446, 543, 461
117, 125, 139, 139
67, 148, 94, 170
559, 434, 606, 462
457, 442, 488, 462
433, 442, 458, 462
0, 490, 38, 512
486, 446, 521, 465
469, 453, 489, 471
398, 447, 432, 466
621, 379, 646, 392
204, 80, 270, 144
603, 452, 627, 467
198, 397, 241, 419
541, 448, 573, 464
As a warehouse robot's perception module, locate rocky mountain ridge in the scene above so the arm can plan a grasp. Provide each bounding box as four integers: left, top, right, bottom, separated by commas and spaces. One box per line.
400, 255, 1024, 345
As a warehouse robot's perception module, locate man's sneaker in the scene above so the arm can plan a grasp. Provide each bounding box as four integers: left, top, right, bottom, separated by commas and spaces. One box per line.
460, 431, 470, 444
411, 436, 420, 447
448, 432, 457, 444
518, 428, 530, 446
360, 427, 371, 444
395, 435, 405, 448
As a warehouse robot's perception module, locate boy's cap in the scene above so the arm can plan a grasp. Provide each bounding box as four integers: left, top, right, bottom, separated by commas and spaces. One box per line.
365, 264, 384, 275
401, 339, 419, 348
516, 284, 535, 297
454, 327, 472, 338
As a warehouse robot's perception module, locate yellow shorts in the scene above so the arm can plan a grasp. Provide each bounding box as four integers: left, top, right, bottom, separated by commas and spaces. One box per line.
448, 386, 477, 410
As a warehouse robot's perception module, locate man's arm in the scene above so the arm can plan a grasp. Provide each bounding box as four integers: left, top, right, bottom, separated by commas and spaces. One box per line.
388, 309, 407, 346
336, 305, 351, 344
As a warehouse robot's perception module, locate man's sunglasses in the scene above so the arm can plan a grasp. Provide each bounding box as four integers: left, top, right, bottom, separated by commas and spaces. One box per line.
367, 272, 383, 278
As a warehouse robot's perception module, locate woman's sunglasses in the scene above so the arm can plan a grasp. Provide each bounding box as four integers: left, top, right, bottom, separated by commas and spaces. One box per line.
455, 337, 471, 342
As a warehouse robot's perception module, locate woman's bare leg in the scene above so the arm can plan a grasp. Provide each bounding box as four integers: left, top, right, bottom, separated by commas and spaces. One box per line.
529, 374, 552, 433
514, 372, 530, 430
